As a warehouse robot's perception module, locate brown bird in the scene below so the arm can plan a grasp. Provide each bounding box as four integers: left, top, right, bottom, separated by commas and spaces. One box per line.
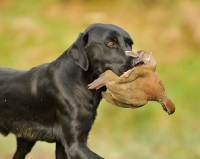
88, 50, 175, 115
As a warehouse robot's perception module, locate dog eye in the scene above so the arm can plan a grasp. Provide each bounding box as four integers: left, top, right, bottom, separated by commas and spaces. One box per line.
107, 41, 115, 47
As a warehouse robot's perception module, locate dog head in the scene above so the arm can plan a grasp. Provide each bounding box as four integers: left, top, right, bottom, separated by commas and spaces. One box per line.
68, 23, 143, 77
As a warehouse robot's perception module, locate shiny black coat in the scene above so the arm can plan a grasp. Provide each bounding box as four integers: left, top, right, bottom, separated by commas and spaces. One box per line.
0, 23, 142, 159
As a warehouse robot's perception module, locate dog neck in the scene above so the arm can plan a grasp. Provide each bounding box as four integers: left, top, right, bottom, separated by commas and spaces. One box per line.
48, 52, 104, 111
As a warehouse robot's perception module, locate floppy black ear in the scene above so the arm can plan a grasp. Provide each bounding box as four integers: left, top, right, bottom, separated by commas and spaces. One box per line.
68, 33, 89, 71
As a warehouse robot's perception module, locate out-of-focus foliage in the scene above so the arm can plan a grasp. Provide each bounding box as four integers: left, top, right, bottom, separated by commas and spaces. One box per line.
0, 0, 200, 158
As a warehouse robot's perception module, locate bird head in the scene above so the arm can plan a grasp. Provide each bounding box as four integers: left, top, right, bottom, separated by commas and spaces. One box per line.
136, 50, 156, 71
158, 98, 175, 115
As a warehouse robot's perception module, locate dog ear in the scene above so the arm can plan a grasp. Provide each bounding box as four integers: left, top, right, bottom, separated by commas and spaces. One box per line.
68, 33, 89, 71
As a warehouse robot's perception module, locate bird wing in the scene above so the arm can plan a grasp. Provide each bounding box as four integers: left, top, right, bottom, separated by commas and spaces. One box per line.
88, 70, 118, 90
116, 67, 150, 84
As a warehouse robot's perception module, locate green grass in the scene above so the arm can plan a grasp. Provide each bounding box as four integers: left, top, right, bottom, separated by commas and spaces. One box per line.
0, 0, 200, 158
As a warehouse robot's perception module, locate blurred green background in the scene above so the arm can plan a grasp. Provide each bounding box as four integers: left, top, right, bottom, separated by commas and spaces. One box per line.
0, 0, 200, 159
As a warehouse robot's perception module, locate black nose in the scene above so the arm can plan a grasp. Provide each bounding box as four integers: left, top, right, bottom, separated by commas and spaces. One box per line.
133, 57, 144, 67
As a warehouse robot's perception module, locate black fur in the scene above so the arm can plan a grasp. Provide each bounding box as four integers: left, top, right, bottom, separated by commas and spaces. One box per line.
0, 23, 143, 159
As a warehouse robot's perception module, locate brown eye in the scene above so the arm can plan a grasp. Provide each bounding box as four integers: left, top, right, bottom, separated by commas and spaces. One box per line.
107, 41, 115, 46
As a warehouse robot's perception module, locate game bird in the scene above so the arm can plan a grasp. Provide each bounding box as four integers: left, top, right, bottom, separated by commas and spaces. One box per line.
88, 50, 175, 115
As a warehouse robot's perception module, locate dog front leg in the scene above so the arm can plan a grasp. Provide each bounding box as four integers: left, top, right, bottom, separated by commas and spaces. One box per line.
13, 138, 35, 159
68, 142, 104, 159
58, 114, 104, 159
56, 142, 68, 159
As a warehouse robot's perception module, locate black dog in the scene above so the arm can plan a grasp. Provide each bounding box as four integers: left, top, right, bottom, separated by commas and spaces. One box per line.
0, 23, 143, 159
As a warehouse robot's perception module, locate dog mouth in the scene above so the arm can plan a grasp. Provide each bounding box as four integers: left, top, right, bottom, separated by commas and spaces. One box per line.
133, 57, 144, 67
125, 51, 144, 67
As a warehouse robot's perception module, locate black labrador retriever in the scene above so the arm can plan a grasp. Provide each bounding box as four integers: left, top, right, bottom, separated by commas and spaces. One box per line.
0, 23, 143, 159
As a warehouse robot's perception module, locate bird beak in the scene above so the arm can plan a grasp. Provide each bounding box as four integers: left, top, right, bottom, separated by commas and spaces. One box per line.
125, 51, 138, 57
